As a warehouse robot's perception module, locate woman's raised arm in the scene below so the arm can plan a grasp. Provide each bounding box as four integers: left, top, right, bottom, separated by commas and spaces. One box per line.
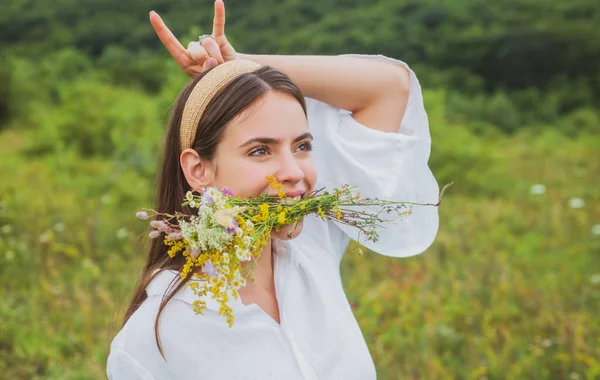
237, 53, 410, 133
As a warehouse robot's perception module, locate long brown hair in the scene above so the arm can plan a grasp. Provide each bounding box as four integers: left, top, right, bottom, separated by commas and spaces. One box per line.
122, 64, 306, 358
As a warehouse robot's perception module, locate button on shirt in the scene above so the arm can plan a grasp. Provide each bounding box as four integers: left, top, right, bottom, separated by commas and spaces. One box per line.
107, 54, 439, 380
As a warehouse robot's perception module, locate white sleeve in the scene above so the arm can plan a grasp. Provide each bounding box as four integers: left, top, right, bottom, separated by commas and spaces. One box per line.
107, 348, 157, 380
305, 54, 440, 261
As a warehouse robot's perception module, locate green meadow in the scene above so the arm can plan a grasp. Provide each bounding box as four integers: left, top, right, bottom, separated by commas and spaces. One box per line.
1, 0, 599, 378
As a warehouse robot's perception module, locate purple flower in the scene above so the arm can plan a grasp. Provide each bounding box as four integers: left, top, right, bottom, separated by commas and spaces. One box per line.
222, 187, 234, 196
136, 211, 149, 220
225, 220, 239, 234
202, 259, 219, 278
201, 192, 213, 204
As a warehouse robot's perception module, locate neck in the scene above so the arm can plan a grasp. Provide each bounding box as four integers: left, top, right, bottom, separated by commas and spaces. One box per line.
240, 238, 275, 294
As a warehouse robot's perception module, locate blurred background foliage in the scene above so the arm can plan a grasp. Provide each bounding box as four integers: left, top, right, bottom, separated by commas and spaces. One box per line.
0, 0, 598, 379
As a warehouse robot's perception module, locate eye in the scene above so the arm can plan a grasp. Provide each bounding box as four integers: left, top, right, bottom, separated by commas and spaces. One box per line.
248, 145, 270, 157
296, 141, 313, 152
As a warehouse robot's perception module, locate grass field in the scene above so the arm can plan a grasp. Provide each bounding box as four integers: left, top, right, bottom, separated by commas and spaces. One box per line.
0, 88, 598, 379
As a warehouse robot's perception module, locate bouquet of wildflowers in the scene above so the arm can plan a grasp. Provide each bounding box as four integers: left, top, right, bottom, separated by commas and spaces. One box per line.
136, 175, 450, 327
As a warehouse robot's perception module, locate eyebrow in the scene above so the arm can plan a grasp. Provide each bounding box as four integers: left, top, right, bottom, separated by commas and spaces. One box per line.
238, 132, 313, 148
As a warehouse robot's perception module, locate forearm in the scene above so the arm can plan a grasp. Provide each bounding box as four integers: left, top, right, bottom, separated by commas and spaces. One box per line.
237, 53, 409, 114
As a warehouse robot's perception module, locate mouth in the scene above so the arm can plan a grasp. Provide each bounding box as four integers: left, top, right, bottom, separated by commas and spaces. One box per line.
267, 191, 306, 202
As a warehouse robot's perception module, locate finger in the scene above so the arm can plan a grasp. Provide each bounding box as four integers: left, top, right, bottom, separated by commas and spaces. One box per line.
187, 41, 209, 64
202, 58, 218, 71
201, 37, 224, 64
149, 11, 194, 67
213, 0, 226, 38
207, 58, 218, 69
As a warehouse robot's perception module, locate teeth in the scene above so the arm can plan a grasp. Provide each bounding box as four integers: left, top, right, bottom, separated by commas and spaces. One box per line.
280, 195, 302, 204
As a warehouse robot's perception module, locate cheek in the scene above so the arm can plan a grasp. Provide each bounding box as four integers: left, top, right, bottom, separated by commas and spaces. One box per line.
301, 158, 318, 191
213, 158, 272, 198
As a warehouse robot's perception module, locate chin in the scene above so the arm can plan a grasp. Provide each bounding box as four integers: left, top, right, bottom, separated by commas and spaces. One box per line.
271, 219, 304, 241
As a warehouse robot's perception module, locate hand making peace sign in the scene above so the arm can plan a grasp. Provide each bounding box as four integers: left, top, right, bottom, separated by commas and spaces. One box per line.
149, 0, 239, 77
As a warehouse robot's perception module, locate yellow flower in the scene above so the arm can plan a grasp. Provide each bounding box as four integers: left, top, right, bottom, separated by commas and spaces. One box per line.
266, 175, 286, 198
259, 203, 269, 221
277, 211, 287, 225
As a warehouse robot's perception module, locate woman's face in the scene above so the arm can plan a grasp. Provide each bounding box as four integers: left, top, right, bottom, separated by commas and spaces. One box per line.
184, 90, 317, 240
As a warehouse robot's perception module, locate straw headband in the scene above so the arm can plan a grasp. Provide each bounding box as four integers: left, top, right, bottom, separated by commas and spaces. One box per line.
180, 59, 262, 152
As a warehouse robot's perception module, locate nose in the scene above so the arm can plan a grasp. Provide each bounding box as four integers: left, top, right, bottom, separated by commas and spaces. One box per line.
275, 150, 305, 185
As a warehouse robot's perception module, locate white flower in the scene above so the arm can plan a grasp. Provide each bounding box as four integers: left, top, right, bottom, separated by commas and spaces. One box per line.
541, 339, 552, 348
207, 187, 218, 198
235, 228, 243, 237
222, 253, 230, 264
116, 227, 129, 240
242, 250, 252, 261
569, 198, 585, 209
235, 246, 244, 260
186, 191, 194, 201
214, 209, 236, 229
530, 184, 546, 195
242, 236, 252, 246
232, 270, 247, 287
591, 224, 600, 236
245, 220, 254, 231
231, 276, 247, 290
39, 230, 52, 243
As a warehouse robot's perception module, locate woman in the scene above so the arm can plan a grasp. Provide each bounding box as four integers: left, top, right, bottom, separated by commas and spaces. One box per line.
107, 1, 439, 378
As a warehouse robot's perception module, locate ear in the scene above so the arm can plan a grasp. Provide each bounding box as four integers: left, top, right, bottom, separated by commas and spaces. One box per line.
180, 148, 215, 190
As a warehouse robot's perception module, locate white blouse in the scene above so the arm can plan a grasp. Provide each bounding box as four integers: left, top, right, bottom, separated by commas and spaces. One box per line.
107, 54, 439, 380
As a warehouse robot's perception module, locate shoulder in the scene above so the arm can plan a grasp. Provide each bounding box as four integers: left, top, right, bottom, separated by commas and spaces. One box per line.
108, 296, 214, 378
108, 297, 171, 358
